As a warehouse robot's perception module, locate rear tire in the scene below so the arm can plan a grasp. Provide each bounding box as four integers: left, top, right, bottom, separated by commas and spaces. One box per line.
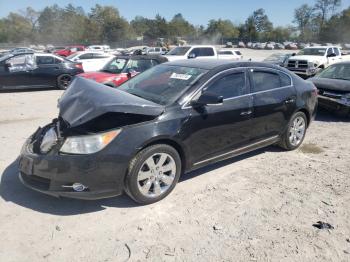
278, 111, 307, 150
125, 144, 182, 204
57, 74, 72, 90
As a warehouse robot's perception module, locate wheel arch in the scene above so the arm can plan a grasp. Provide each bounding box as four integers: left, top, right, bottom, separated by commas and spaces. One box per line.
136, 138, 188, 175
295, 107, 311, 127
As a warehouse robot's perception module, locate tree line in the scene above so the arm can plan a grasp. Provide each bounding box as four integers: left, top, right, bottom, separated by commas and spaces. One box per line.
0, 0, 349, 46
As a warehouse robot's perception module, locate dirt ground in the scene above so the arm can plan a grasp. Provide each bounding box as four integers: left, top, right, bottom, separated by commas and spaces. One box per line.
0, 49, 349, 262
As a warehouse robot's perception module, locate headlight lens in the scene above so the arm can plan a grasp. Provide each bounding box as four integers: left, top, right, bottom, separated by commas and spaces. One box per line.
60, 129, 121, 154
308, 62, 316, 68
40, 127, 58, 153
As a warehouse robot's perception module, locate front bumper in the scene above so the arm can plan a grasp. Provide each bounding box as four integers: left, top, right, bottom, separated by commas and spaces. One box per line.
18, 138, 128, 200
318, 94, 350, 112
287, 68, 318, 77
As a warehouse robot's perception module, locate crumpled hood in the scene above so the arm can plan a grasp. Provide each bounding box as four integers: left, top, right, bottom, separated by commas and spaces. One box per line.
289, 55, 324, 64
58, 77, 164, 127
308, 77, 350, 93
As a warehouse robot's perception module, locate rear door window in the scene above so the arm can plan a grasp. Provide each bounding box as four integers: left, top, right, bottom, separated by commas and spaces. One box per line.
251, 70, 292, 92
199, 48, 215, 57
205, 72, 246, 99
327, 48, 333, 56
334, 48, 340, 56
252, 71, 280, 92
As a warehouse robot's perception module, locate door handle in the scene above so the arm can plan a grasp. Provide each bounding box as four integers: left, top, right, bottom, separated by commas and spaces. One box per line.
240, 110, 252, 116
284, 98, 295, 104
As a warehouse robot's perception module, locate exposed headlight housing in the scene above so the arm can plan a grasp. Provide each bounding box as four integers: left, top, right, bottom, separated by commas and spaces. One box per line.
40, 127, 58, 153
308, 61, 317, 68
60, 129, 121, 154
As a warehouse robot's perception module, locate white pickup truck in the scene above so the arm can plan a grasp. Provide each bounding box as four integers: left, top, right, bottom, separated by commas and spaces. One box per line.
164, 45, 218, 61
286, 46, 350, 77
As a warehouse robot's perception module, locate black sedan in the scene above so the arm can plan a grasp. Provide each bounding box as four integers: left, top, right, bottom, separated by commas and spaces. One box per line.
18, 60, 318, 204
309, 62, 350, 116
0, 52, 84, 90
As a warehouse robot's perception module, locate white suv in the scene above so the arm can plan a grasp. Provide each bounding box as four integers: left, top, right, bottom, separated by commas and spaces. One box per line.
218, 50, 243, 60
164, 45, 218, 61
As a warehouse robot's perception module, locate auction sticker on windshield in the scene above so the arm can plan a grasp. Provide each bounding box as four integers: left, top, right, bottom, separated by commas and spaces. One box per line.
170, 73, 192, 80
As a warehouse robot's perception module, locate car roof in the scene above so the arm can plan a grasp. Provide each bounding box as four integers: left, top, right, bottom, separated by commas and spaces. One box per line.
164, 59, 286, 71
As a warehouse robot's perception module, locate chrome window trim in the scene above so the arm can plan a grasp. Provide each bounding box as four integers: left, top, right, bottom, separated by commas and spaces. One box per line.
182, 66, 293, 109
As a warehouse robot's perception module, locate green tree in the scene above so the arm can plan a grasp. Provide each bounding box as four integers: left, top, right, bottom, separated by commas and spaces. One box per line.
205, 19, 239, 38
293, 4, 315, 41
243, 9, 273, 41
168, 13, 195, 38
314, 0, 342, 30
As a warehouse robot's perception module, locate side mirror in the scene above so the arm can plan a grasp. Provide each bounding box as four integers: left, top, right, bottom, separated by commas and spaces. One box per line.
191, 91, 223, 107
188, 53, 196, 59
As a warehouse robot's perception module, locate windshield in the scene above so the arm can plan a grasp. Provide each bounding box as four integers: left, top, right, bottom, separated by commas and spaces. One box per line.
118, 64, 208, 105
298, 48, 327, 56
264, 53, 286, 62
101, 58, 128, 74
166, 47, 191, 56
317, 63, 350, 81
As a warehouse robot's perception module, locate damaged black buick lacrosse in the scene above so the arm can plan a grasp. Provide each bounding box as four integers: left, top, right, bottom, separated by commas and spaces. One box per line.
19, 60, 317, 204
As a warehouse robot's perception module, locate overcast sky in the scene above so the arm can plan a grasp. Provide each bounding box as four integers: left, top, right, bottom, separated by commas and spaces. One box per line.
1, 0, 350, 26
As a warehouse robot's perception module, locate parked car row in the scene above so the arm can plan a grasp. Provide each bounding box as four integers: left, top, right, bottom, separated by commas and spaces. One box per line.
235, 41, 350, 51
0, 52, 83, 90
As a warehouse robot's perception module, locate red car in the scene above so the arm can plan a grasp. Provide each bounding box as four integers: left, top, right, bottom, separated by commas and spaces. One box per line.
54, 45, 85, 57
79, 55, 168, 87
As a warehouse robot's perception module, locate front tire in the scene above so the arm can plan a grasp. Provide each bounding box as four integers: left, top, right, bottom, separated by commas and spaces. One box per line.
57, 74, 72, 90
125, 144, 182, 204
278, 111, 307, 150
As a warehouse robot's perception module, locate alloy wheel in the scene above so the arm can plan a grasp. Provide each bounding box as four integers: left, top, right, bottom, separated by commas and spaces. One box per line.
137, 153, 176, 198
289, 116, 306, 146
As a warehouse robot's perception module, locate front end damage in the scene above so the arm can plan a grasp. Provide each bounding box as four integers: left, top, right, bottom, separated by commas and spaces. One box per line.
18, 77, 164, 199
309, 77, 350, 115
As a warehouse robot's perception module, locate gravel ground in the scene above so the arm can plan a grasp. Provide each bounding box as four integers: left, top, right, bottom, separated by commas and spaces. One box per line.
0, 49, 349, 262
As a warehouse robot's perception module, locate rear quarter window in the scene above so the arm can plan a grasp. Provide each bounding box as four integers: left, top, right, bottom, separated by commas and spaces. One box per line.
280, 73, 292, 87
36, 56, 55, 65
252, 70, 291, 92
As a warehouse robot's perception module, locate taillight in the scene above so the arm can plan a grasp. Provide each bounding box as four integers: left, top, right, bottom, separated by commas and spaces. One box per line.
75, 63, 83, 70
